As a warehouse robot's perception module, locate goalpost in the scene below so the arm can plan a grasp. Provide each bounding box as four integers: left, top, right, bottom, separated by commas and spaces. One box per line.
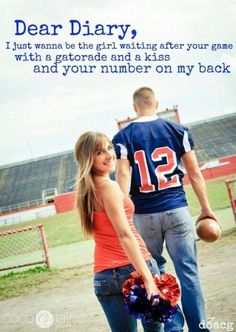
0, 224, 50, 272
225, 178, 236, 223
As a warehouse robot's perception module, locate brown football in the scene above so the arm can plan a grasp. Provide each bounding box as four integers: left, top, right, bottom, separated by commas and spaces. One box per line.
196, 218, 221, 243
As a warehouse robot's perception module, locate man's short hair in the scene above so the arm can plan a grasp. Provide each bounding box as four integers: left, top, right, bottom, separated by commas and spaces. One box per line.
133, 87, 156, 107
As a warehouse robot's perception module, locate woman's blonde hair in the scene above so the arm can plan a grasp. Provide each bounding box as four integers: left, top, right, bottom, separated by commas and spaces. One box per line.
74, 131, 112, 236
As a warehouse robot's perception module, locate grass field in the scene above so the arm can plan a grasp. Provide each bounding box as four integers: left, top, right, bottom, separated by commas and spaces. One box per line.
1, 226, 235, 301
0, 174, 236, 332
0, 175, 233, 249
0, 175, 235, 308
184, 175, 232, 214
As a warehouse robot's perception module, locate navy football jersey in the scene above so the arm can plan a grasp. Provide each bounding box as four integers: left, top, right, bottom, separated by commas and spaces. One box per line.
112, 116, 194, 213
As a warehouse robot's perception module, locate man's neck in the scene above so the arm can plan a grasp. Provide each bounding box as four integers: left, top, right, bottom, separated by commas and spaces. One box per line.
137, 110, 157, 117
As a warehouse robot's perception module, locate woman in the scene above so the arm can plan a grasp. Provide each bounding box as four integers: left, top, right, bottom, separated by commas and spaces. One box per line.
74, 131, 163, 332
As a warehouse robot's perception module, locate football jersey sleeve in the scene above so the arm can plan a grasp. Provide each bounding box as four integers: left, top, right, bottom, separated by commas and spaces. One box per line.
112, 131, 129, 160
181, 127, 195, 154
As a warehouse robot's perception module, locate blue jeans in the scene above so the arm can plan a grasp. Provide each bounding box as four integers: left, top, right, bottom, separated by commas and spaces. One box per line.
133, 207, 210, 332
94, 258, 164, 332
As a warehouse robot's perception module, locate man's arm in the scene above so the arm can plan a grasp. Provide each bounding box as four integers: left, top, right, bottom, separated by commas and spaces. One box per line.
182, 150, 218, 222
116, 159, 131, 196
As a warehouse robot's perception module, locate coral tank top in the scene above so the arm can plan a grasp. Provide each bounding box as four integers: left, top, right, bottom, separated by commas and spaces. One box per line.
93, 195, 151, 273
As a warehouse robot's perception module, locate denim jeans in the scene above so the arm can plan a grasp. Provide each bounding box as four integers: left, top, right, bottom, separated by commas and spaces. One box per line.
94, 258, 164, 332
133, 207, 210, 332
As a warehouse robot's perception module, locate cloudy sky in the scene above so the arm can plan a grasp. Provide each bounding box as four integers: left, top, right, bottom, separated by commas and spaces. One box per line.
0, 0, 235, 166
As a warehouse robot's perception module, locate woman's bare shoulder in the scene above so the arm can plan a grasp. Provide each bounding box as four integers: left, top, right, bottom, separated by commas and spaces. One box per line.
98, 180, 122, 198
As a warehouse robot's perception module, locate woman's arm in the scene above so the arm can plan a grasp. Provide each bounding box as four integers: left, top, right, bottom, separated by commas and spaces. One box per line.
115, 159, 131, 196
100, 180, 159, 299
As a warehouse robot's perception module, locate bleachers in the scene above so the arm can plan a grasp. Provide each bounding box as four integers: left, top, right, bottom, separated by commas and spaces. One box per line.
0, 151, 77, 210
0, 112, 235, 211
189, 113, 236, 162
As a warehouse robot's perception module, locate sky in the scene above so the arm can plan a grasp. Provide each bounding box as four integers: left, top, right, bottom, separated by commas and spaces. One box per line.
0, 0, 235, 166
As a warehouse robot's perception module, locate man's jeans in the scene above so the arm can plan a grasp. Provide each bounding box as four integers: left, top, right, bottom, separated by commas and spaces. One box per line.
94, 258, 164, 332
134, 207, 210, 332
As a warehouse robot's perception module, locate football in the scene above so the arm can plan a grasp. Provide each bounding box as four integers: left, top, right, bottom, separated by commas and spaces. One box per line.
196, 218, 221, 243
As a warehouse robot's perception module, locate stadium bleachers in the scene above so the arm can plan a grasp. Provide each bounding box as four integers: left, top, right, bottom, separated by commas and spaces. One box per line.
188, 113, 236, 162
0, 151, 77, 211
0, 112, 235, 211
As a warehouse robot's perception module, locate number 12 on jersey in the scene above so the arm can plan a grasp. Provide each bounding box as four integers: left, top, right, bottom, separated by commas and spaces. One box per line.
134, 147, 181, 193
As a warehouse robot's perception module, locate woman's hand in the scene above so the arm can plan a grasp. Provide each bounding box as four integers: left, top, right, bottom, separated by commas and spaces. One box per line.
143, 277, 160, 302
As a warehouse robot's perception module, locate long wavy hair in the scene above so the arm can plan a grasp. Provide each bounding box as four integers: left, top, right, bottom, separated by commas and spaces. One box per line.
74, 131, 112, 236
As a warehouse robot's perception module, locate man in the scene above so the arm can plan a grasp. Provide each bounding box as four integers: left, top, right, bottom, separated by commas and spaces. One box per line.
112, 87, 217, 332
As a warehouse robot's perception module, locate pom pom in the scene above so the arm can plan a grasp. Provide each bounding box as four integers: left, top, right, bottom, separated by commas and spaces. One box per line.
153, 273, 180, 306
122, 272, 180, 323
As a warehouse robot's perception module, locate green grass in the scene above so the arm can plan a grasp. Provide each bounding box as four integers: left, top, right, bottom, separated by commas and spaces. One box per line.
0, 175, 235, 300
0, 264, 93, 301
184, 175, 232, 215
0, 266, 58, 300
0, 266, 54, 280
1, 227, 235, 301
0, 175, 234, 250
0, 210, 84, 248
0, 177, 234, 248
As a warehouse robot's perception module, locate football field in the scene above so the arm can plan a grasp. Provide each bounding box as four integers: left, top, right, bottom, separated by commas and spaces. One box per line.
0, 214, 235, 332
0, 176, 236, 331
28, 206, 236, 270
